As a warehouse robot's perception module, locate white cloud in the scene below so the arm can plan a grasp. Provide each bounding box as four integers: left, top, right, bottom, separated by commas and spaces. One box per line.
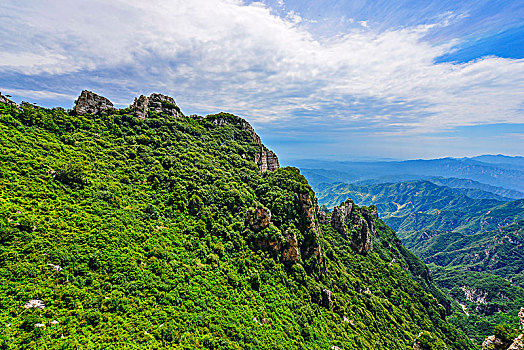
0, 0, 523, 134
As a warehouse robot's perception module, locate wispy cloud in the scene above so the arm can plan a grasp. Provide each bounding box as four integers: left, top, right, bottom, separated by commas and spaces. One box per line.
0, 0, 523, 138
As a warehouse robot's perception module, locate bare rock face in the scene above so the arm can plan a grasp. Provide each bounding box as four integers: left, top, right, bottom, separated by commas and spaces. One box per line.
331, 199, 354, 238
245, 207, 271, 232
321, 288, 332, 308
74, 90, 114, 115
298, 192, 323, 262
482, 308, 524, 350
282, 229, 300, 262
508, 334, 524, 350
130, 93, 183, 118
483, 335, 507, 350
331, 199, 375, 254
256, 148, 280, 172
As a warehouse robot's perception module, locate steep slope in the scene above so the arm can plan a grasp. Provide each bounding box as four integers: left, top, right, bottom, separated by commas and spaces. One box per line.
0, 93, 472, 349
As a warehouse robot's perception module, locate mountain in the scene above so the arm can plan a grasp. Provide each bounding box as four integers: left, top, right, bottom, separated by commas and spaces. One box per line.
0, 92, 473, 349
295, 157, 524, 194
315, 179, 524, 344
316, 181, 524, 235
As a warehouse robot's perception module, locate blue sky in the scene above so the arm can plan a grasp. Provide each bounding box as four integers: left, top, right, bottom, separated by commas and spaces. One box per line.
1, 0, 523, 162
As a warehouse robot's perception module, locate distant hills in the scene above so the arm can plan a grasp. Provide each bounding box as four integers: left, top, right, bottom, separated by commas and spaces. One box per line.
302, 155, 524, 344
295, 155, 524, 194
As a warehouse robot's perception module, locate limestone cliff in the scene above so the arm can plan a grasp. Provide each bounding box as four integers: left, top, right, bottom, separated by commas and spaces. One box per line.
331, 199, 375, 254
74, 90, 114, 115
130, 93, 183, 118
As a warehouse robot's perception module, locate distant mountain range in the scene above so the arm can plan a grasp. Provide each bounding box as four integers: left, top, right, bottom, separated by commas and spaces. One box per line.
303, 156, 524, 343
294, 155, 524, 194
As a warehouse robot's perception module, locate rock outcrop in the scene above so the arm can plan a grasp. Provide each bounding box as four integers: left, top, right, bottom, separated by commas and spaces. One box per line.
130, 93, 183, 118
206, 113, 279, 172
298, 192, 323, 262
0, 92, 18, 108
519, 307, 524, 333
282, 229, 300, 262
482, 308, 524, 350
331, 199, 375, 254
74, 90, 114, 115
321, 288, 332, 308
245, 206, 271, 232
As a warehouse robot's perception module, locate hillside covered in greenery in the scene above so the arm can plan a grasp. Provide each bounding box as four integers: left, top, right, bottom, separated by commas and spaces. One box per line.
0, 92, 477, 349
315, 180, 524, 346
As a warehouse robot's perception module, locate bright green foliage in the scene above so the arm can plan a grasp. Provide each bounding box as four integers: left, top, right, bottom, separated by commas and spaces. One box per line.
0, 102, 473, 349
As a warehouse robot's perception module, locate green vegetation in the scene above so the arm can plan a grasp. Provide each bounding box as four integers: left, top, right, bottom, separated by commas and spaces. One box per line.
316, 180, 524, 346
0, 100, 473, 348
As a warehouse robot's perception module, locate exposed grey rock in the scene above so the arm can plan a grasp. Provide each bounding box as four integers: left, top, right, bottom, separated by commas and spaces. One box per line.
74, 90, 114, 115
130, 93, 183, 118
508, 334, 524, 350
322, 288, 332, 308
206, 114, 279, 172
331, 199, 354, 238
282, 229, 300, 262
331, 199, 374, 254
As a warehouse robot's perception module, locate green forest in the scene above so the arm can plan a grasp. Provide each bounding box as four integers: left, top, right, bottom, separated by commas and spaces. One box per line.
0, 96, 487, 349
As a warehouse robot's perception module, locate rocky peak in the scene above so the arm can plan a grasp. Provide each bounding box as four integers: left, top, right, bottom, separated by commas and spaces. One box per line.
331, 199, 375, 254
130, 93, 183, 118
74, 90, 114, 115
206, 113, 279, 172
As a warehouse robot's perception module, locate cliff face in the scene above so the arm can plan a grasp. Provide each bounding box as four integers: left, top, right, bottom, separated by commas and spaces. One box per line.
130, 93, 183, 118
330, 199, 375, 254
74, 90, 114, 115
205, 113, 279, 172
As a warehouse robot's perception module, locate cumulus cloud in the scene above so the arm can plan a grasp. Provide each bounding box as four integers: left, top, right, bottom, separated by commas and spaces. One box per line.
0, 0, 523, 135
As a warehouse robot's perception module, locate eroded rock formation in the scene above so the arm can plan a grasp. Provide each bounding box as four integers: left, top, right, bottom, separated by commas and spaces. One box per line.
331, 199, 375, 254
282, 229, 300, 262
130, 93, 183, 118
74, 90, 114, 115
482, 308, 524, 350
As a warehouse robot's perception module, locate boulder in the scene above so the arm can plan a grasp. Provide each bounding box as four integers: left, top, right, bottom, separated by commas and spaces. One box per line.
74, 90, 114, 115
